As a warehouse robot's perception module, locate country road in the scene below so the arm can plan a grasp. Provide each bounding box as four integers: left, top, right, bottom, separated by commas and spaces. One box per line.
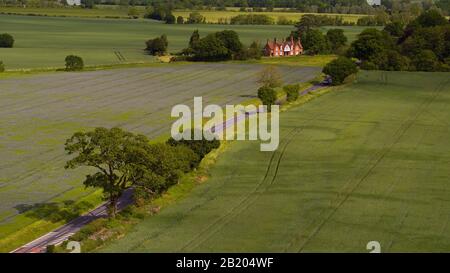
11, 189, 134, 253
11, 83, 328, 253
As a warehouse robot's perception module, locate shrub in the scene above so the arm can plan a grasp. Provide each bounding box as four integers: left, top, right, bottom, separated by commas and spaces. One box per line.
284, 84, 300, 102
0, 33, 14, 48
65, 55, 84, 71
301, 29, 330, 55
257, 86, 277, 112
230, 14, 274, 25
322, 57, 358, 85
177, 16, 184, 24
187, 12, 205, 24
412, 50, 440, 71
167, 130, 220, 164
165, 13, 176, 24
326, 29, 347, 51
257, 66, 282, 88
145, 35, 168, 56
0, 61, 4, 72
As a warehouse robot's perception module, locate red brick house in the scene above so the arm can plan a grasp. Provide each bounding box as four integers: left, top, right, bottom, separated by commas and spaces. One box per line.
264, 35, 303, 57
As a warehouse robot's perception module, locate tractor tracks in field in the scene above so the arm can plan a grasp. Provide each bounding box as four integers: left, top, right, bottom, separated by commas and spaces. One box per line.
176, 128, 301, 252
285, 77, 450, 253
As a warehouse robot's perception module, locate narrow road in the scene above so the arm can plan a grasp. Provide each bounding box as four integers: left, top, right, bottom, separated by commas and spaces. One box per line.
11, 82, 329, 253
11, 189, 134, 253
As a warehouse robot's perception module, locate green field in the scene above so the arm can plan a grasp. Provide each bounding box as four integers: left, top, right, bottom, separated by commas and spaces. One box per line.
0, 63, 320, 252
101, 71, 450, 252
0, 14, 369, 70
0, 6, 366, 23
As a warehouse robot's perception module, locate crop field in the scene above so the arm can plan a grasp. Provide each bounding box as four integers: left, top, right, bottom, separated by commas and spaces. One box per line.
101, 71, 450, 252
0, 6, 366, 23
0, 63, 320, 250
172, 10, 366, 24
0, 14, 367, 70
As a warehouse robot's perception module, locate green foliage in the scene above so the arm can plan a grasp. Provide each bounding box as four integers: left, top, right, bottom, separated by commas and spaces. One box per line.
190, 30, 243, 61
383, 22, 404, 38
230, 14, 274, 25
326, 28, 347, 51
167, 130, 220, 167
215, 30, 243, 54
64, 127, 152, 217
191, 34, 231, 61
235, 41, 262, 60
412, 50, 440, 71
0, 33, 14, 48
295, 14, 348, 32
257, 86, 277, 112
165, 13, 176, 24
347, 28, 394, 66
0, 61, 4, 73
64, 55, 84, 71
187, 12, 205, 24
257, 66, 283, 88
414, 9, 449, 28
301, 29, 330, 55
322, 56, 358, 85
284, 84, 300, 102
349, 10, 449, 72
177, 16, 184, 24
145, 35, 168, 56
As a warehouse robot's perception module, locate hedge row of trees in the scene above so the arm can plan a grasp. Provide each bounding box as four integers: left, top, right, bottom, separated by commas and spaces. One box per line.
179, 30, 261, 61
65, 127, 220, 217
347, 10, 450, 71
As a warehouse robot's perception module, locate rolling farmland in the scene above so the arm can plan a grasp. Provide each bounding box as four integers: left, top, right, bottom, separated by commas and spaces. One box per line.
0, 63, 320, 251
101, 71, 450, 252
0, 14, 367, 70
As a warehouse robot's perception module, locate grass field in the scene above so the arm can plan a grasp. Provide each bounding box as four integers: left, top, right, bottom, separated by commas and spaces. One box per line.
0, 6, 366, 23
0, 63, 320, 252
101, 71, 450, 252
0, 14, 369, 70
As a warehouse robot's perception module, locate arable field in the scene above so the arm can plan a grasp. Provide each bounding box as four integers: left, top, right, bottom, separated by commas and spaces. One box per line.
172, 10, 366, 24
0, 14, 367, 70
0, 63, 320, 251
0, 6, 366, 23
101, 71, 450, 252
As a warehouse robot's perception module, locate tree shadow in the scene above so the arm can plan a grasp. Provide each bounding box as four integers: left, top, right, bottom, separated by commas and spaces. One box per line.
239, 94, 257, 98
14, 200, 94, 223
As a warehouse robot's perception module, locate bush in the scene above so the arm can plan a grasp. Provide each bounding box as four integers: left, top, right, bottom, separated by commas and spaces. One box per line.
412, 50, 440, 71
65, 55, 84, 71
191, 34, 231, 61
187, 12, 205, 24
301, 29, 330, 55
0, 61, 4, 72
177, 16, 184, 24
230, 14, 274, 25
326, 29, 347, 51
0, 33, 14, 48
167, 130, 220, 166
322, 57, 358, 85
165, 13, 176, 24
257, 86, 277, 112
145, 35, 168, 56
284, 84, 300, 102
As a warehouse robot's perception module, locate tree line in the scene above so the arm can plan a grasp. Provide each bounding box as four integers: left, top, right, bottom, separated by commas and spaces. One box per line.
65, 127, 220, 217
